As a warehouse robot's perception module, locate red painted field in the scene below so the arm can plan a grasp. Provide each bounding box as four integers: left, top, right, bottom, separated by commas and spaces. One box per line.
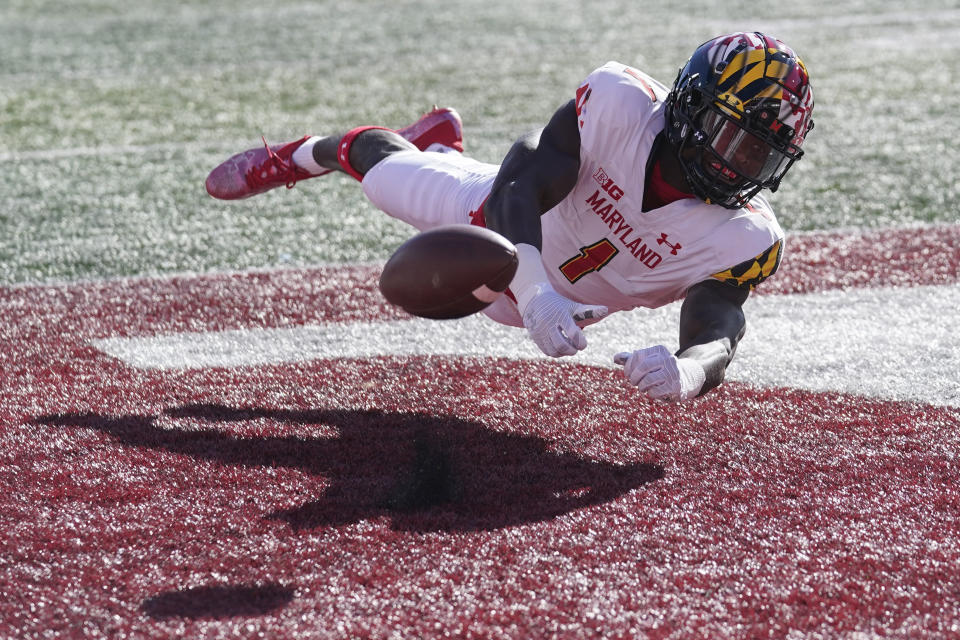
1, 226, 958, 638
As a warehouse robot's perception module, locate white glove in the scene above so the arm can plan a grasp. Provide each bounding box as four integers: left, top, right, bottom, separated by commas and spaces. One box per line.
520, 283, 608, 357
509, 243, 607, 358
614, 346, 706, 402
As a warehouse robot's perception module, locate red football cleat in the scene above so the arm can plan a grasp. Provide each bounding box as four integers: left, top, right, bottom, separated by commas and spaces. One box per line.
398, 106, 464, 153
205, 136, 315, 200
206, 108, 464, 200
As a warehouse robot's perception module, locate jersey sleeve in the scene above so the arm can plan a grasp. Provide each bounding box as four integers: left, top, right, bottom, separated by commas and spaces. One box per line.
575, 61, 664, 157
711, 238, 783, 290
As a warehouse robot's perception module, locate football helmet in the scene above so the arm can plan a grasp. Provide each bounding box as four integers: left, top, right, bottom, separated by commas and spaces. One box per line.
664, 32, 815, 209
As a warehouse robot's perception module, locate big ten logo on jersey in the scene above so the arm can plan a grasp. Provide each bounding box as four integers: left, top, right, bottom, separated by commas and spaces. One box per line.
593, 167, 624, 201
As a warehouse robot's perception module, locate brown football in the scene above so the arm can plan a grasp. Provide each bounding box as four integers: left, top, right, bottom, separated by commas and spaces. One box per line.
378, 224, 518, 319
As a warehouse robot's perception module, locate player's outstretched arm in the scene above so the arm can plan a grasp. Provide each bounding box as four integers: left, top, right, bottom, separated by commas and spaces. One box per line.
484, 99, 582, 247
677, 279, 749, 392
615, 280, 748, 402
485, 100, 608, 358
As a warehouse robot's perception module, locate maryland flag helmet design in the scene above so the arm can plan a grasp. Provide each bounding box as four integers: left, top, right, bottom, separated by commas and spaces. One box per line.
664, 32, 815, 209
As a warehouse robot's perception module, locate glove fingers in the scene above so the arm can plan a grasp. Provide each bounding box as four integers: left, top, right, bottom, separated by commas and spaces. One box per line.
637, 373, 665, 393
572, 305, 609, 325
631, 363, 664, 387
617, 345, 699, 403
566, 324, 588, 351
529, 327, 576, 357
533, 332, 563, 357
523, 292, 602, 358
549, 328, 578, 356
555, 314, 586, 351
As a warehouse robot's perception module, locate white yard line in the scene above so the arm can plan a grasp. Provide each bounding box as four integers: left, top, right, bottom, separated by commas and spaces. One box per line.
93, 283, 960, 407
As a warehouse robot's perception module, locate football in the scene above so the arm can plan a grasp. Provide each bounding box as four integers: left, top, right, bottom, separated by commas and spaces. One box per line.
378, 224, 518, 319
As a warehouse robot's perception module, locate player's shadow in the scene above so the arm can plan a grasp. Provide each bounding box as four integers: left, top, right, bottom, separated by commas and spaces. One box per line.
141, 582, 294, 620
38, 404, 663, 532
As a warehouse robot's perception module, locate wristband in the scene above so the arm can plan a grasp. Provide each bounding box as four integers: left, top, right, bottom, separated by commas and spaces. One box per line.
511, 243, 552, 315
677, 357, 707, 400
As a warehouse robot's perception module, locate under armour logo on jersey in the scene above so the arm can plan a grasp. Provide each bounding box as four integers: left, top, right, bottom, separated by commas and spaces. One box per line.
657, 232, 682, 255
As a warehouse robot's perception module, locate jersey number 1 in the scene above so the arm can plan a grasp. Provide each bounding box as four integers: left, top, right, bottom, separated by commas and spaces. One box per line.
559, 239, 618, 283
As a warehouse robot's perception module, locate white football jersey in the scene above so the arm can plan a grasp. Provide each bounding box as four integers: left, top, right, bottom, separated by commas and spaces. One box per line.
540, 61, 785, 311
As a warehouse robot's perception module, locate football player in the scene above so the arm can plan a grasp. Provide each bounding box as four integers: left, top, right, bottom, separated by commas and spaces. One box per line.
206, 32, 815, 403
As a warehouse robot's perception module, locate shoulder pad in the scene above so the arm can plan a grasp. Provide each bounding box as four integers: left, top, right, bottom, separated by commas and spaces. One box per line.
711, 239, 783, 290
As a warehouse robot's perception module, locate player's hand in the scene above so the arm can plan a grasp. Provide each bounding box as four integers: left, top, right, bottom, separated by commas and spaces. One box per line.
520, 283, 608, 357
614, 346, 706, 402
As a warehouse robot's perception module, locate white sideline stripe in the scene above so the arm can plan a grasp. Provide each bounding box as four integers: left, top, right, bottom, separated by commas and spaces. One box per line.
92, 284, 960, 407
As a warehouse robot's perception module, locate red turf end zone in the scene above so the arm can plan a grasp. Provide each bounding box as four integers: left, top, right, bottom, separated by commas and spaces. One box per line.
0, 224, 958, 639
2, 355, 959, 639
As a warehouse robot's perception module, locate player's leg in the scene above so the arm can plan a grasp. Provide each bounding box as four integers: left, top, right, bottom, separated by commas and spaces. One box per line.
205, 107, 463, 200
361, 146, 498, 231
360, 149, 524, 327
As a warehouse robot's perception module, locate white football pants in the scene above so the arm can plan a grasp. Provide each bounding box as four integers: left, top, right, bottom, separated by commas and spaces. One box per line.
361, 149, 524, 326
